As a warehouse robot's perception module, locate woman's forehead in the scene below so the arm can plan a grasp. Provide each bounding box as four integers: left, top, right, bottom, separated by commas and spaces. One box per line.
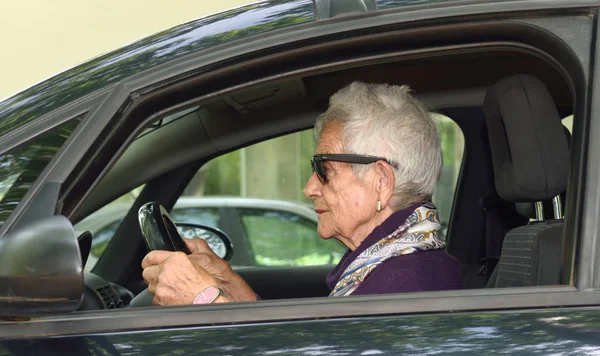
316, 121, 344, 154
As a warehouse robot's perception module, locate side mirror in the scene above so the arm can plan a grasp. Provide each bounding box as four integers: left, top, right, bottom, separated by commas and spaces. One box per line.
176, 223, 234, 261
0, 216, 82, 319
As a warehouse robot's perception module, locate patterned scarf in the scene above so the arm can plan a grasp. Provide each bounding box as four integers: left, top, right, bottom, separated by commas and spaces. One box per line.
330, 202, 446, 297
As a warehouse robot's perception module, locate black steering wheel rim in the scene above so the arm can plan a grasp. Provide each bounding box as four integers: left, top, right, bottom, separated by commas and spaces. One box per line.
138, 202, 191, 254
131, 202, 191, 308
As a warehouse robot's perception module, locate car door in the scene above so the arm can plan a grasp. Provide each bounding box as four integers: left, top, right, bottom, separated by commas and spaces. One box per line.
1, 1, 600, 354
4, 306, 600, 354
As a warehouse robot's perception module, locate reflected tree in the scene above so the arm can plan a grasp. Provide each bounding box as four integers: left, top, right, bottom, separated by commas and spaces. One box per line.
0, 116, 82, 225
8, 308, 600, 355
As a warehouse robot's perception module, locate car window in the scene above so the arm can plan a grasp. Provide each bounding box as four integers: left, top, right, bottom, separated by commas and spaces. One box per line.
177, 129, 332, 267
170, 207, 220, 228
77, 188, 221, 272
75, 108, 211, 270
563, 115, 573, 133
79, 118, 463, 270
0, 116, 83, 226
238, 208, 346, 266
432, 114, 465, 240
177, 120, 463, 265
91, 220, 123, 256
75, 185, 144, 271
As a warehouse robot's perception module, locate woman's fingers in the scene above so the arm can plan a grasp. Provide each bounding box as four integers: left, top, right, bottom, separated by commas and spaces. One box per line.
140, 247, 257, 305
184, 238, 212, 255
141, 251, 219, 305
141, 264, 160, 288
141, 250, 174, 269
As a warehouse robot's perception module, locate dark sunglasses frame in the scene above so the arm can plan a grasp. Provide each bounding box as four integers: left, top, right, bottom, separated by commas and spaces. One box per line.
310, 154, 400, 183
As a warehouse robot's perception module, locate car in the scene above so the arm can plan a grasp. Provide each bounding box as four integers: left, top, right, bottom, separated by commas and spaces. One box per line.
76, 196, 345, 270
1, 0, 600, 353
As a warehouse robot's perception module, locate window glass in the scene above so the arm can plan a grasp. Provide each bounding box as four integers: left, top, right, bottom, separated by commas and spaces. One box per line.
77, 187, 223, 272
0, 116, 83, 226
170, 207, 220, 228
91, 220, 123, 258
182, 130, 315, 203
81, 116, 464, 270
239, 208, 345, 266
178, 129, 327, 267
75, 108, 206, 270
177, 119, 464, 265
562, 115, 573, 134
75, 185, 144, 271
432, 114, 465, 240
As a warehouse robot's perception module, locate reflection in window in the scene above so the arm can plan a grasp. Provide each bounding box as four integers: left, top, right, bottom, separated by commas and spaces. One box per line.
0, 116, 83, 226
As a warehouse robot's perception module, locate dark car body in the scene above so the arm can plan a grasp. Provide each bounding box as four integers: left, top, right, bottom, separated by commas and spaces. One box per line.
1, 0, 600, 354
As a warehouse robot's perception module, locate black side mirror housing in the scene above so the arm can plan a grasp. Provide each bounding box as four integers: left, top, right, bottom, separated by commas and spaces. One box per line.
0, 216, 83, 319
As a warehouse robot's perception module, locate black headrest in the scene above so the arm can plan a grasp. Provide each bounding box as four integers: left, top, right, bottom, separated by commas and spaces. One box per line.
483, 74, 570, 202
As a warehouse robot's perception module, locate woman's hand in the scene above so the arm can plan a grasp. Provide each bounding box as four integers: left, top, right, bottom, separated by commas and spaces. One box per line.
142, 250, 224, 305
183, 238, 258, 302
141, 238, 257, 306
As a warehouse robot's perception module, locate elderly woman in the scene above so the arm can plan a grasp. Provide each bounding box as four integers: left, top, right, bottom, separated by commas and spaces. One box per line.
142, 82, 463, 305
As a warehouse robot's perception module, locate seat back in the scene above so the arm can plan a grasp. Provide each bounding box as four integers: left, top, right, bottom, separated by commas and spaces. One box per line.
482, 74, 570, 288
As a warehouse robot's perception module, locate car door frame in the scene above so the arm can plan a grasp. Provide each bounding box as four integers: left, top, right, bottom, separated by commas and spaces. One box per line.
1, 0, 600, 339
0, 86, 115, 235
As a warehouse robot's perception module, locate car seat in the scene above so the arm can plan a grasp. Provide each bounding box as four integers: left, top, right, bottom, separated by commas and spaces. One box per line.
482, 74, 570, 287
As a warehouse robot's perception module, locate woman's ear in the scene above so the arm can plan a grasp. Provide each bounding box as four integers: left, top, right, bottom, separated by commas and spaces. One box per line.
375, 161, 395, 206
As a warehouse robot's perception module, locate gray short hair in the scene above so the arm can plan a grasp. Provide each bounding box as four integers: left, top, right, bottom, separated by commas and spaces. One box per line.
314, 81, 442, 210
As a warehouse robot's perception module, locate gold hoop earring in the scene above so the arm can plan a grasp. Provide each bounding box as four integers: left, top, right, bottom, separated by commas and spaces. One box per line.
376, 200, 382, 212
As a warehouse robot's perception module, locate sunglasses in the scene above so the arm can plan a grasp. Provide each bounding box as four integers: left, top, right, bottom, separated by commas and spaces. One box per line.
310, 154, 400, 183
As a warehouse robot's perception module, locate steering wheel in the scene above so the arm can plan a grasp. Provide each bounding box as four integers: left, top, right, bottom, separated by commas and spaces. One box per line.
130, 202, 190, 307
138, 202, 191, 253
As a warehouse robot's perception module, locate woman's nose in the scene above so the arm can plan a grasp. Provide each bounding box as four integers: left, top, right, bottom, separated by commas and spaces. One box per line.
303, 172, 322, 199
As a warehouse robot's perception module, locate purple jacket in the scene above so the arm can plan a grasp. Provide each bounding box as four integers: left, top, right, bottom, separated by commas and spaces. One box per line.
326, 205, 463, 296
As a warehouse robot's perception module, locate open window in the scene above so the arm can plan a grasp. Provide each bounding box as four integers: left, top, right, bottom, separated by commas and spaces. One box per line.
75, 45, 572, 294
80, 118, 463, 272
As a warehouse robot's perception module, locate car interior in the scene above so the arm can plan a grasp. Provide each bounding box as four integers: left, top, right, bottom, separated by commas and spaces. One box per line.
62, 40, 575, 311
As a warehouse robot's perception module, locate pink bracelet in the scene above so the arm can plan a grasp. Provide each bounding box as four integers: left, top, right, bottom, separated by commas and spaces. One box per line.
192, 286, 226, 304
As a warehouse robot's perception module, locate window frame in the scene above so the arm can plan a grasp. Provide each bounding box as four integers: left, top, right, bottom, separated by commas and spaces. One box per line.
0, 85, 114, 235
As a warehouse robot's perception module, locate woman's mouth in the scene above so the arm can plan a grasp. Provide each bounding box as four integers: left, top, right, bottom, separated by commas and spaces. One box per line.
315, 209, 327, 215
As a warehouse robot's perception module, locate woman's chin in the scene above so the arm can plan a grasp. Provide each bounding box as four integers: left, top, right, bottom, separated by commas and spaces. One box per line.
316, 227, 334, 240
